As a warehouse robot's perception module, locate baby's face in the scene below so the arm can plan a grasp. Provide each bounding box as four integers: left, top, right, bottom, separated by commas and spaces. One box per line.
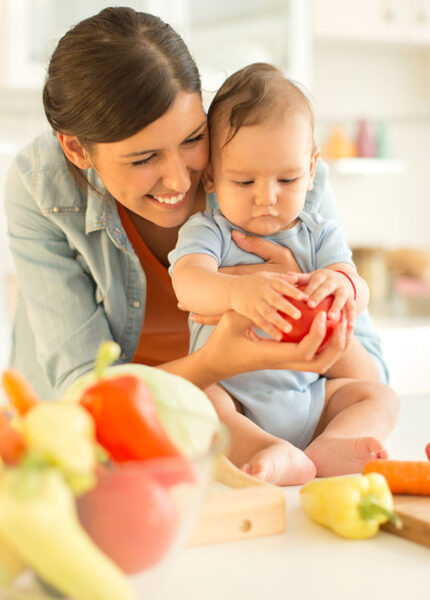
207, 112, 319, 237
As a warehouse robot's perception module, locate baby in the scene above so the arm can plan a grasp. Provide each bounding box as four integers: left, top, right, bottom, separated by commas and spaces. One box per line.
169, 63, 398, 485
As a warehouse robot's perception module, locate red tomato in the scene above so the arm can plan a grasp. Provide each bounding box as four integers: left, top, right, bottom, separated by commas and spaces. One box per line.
278, 286, 343, 349
77, 464, 179, 574
426, 443, 430, 461
139, 455, 197, 488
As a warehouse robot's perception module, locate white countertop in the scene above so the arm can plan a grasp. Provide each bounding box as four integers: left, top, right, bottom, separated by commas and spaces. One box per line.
140, 393, 430, 600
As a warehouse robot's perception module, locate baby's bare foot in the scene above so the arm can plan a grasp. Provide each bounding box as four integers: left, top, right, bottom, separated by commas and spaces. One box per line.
241, 441, 316, 486
305, 436, 388, 477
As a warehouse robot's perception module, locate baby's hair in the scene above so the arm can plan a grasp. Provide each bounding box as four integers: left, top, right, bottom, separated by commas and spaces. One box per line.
207, 63, 315, 150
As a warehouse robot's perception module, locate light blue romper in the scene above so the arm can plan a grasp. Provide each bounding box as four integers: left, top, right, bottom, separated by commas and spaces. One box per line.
168, 208, 354, 449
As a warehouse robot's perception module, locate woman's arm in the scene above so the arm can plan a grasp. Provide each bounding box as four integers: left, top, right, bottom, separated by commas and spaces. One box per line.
160, 310, 348, 390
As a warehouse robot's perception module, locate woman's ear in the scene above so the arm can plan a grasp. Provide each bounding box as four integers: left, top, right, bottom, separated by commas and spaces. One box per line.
307, 147, 321, 191
202, 163, 216, 194
57, 133, 93, 169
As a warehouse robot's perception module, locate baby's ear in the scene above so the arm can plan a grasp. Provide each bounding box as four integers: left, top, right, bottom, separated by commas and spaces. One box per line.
307, 147, 321, 191
202, 163, 216, 194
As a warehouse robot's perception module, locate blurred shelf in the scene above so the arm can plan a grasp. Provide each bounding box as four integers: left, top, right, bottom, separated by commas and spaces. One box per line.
328, 158, 409, 175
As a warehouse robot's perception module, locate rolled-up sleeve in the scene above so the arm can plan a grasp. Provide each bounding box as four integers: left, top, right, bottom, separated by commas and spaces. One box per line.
5, 160, 114, 395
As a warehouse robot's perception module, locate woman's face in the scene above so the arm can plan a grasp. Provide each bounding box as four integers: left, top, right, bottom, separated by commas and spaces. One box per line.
89, 92, 209, 228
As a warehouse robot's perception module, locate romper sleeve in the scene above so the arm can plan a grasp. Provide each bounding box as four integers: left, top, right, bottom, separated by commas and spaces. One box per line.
168, 210, 224, 275
5, 159, 114, 397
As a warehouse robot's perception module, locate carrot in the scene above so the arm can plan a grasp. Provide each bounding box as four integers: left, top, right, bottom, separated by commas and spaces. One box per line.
0, 411, 26, 464
1, 369, 40, 416
363, 460, 430, 496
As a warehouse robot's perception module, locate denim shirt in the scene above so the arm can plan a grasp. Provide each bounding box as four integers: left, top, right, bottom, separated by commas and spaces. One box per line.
5, 131, 388, 398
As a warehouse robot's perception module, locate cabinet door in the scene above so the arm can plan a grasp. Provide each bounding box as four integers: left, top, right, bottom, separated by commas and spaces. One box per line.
313, 0, 411, 42
410, 0, 430, 43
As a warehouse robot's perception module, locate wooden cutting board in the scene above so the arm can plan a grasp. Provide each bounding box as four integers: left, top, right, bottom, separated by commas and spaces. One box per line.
188, 456, 287, 546
382, 495, 430, 548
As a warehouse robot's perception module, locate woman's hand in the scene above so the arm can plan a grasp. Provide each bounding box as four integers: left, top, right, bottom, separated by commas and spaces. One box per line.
201, 310, 348, 383
219, 230, 301, 276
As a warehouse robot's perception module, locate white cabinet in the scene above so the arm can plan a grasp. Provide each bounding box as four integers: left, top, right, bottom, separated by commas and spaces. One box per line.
313, 0, 430, 45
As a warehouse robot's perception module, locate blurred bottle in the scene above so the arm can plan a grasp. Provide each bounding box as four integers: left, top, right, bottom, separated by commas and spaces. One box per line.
322, 126, 357, 160
376, 120, 389, 158
356, 119, 376, 157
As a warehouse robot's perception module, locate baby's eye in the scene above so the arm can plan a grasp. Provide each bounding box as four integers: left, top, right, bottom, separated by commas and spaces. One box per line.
279, 178, 296, 184
235, 180, 254, 186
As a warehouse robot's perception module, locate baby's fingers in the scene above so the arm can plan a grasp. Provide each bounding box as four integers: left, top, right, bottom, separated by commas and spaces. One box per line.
254, 305, 293, 341
327, 290, 349, 319
272, 276, 308, 301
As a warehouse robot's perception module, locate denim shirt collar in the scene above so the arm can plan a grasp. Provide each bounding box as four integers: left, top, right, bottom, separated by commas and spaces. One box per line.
84, 168, 132, 252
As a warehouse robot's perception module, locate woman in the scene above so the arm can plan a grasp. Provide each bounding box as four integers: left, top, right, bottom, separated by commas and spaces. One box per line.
5, 7, 386, 399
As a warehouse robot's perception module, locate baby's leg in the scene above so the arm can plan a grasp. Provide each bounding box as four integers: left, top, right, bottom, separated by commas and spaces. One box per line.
305, 378, 399, 476
323, 336, 380, 382
205, 384, 315, 486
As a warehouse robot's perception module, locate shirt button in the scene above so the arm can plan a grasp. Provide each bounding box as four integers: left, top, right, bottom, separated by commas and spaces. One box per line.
114, 227, 121, 237
132, 300, 141, 308
74, 206, 80, 213
52, 206, 59, 213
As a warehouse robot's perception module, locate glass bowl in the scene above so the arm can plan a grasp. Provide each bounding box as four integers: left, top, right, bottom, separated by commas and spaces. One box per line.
1, 424, 228, 600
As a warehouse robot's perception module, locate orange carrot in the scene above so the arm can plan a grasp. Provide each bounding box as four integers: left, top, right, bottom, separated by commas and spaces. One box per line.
363, 460, 430, 496
1, 369, 40, 416
0, 411, 26, 464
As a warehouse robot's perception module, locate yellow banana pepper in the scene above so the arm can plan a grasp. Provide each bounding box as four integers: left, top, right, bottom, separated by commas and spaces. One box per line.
0, 529, 26, 585
300, 473, 402, 539
0, 467, 133, 600
0, 459, 26, 584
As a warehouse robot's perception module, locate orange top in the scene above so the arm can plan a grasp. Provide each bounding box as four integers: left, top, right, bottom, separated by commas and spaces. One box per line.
117, 204, 189, 366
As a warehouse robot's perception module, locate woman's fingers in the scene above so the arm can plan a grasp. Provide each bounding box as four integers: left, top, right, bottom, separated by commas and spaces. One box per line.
232, 230, 300, 270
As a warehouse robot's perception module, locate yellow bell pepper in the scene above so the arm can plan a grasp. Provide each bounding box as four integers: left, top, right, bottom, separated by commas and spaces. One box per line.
0, 467, 133, 600
300, 473, 402, 539
22, 403, 96, 495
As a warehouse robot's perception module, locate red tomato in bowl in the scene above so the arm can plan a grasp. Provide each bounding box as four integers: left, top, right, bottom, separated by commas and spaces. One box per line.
425, 443, 430, 461
278, 286, 343, 349
77, 464, 179, 574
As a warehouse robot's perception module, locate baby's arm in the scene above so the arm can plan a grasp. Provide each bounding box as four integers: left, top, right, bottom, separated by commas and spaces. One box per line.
171, 253, 306, 341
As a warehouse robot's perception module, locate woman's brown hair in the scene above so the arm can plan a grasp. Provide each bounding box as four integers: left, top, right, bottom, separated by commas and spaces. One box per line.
43, 7, 201, 189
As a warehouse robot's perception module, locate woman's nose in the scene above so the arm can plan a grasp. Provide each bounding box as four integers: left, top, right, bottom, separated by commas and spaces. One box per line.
162, 154, 191, 192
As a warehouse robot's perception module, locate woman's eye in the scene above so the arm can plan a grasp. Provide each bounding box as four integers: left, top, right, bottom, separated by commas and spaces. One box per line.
131, 154, 155, 167
184, 133, 205, 145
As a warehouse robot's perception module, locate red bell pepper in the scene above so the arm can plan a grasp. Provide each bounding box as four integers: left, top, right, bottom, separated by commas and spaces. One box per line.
426, 443, 430, 461
80, 375, 182, 462
79, 342, 182, 463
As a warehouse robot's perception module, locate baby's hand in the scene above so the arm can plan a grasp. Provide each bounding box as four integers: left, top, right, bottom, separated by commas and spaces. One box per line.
290, 269, 356, 331
230, 272, 307, 340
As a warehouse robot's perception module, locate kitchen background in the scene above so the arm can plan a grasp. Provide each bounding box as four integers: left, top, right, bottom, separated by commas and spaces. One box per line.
0, 0, 429, 396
